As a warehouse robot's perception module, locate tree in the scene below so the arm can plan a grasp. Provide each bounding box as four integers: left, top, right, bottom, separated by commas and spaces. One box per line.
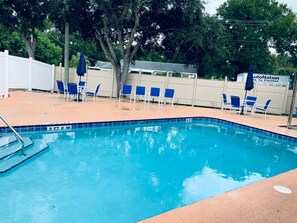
0, 0, 51, 58
35, 30, 63, 65
0, 24, 27, 57
0, 23, 62, 64
69, 53, 91, 68
160, 15, 230, 79
217, 0, 296, 78
81, 0, 204, 95
270, 7, 297, 67
49, 0, 95, 82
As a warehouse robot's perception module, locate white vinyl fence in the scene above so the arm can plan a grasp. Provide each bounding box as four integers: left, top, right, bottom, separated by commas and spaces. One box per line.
0, 50, 55, 97
1, 50, 294, 116
54, 66, 294, 115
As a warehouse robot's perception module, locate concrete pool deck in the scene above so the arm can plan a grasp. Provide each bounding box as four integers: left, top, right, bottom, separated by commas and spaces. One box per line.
1, 90, 297, 222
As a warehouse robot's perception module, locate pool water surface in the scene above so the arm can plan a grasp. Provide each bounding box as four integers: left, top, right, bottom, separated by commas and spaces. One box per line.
0, 119, 297, 222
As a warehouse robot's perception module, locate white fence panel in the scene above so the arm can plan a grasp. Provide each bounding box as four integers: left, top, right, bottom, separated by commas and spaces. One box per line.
31, 60, 54, 91
0, 51, 55, 92
8, 55, 30, 89
0, 51, 8, 97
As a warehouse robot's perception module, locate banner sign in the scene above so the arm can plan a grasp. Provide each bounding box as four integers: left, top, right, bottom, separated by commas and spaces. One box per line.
237, 73, 290, 86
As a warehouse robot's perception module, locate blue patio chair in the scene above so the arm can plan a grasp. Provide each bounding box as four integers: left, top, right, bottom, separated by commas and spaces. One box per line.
67, 82, 79, 102
244, 96, 257, 112
148, 87, 161, 105
252, 99, 272, 119
134, 86, 146, 104
85, 84, 101, 102
230, 96, 244, 114
56, 80, 67, 99
221, 93, 231, 110
163, 88, 175, 106
119, 84, 133, 102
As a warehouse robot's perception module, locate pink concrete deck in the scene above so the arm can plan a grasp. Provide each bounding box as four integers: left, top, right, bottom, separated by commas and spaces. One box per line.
1, 91, 297, 222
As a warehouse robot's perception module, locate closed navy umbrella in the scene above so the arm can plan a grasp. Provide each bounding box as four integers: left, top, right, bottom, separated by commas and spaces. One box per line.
76, 52, 87, 101
76, 52, 87, 83
240, 65, 254, 115
245, 65, 254, 91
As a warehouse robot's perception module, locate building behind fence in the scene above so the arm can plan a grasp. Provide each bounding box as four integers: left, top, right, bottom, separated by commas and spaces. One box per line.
0, 51, 294, 115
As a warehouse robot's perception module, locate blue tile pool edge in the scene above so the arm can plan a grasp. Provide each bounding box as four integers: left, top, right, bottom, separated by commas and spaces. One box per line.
0, 117, 297, 143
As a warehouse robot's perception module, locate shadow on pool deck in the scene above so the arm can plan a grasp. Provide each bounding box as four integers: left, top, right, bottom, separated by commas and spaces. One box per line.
1, 90, 297, 223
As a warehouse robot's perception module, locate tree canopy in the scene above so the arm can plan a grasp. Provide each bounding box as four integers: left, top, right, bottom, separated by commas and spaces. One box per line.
0, 0, 51, 58
217, 0, 297, 79
0, 0, 296, 87
80, 0, 204, 94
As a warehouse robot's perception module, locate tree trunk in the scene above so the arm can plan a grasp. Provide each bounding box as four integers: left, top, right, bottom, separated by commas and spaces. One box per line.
288, 73, 297, 128
120, 56, 131, 85
64, 2, 70, 83
21, 34, 36, 59
64, 20, 70, 83
114, 67, 122, 97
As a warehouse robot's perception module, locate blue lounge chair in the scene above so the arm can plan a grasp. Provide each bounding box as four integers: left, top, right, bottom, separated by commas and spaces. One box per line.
119, 84, 133, 102
86, 84, 101, 102
230, 96, 244, 114
252, 99, 272, 119
134, 86, 146, 103
148, 87, 161, 105
56, 80, 67, 99
163, 88, 175, 106
221, 93, 231, 110
67, 83, 79, 102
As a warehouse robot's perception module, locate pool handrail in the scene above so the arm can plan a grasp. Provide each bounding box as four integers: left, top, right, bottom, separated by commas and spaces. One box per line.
0, 114, 25, 151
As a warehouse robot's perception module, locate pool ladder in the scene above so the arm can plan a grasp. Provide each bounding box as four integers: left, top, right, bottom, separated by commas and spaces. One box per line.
0, 114, 50, 174
0, 114, 25, 153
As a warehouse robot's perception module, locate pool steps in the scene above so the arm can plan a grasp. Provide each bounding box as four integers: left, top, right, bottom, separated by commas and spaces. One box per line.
0, 135, 18, 147
0, 135, 49, 173
0, 137, 33, 160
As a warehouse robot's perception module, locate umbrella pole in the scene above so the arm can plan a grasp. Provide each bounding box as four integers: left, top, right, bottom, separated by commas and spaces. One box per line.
240, 90, 248, 115
78, 76, 82, 101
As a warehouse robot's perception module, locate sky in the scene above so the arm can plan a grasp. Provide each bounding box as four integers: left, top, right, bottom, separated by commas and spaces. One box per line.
205, 0, 297, 15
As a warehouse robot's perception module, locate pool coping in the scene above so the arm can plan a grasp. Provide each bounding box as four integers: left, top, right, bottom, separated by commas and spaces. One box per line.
2, 91, 297, 223
1, 116, 297, 143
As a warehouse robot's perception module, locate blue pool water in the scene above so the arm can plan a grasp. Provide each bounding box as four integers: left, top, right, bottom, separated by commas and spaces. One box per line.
1, 119, 297, 222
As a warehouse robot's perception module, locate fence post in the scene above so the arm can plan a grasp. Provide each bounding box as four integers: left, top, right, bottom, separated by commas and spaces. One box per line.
28, 57, 33, 91
165, 72, 169, 90
4, 50, 9, 97
282, 82, 290, 114
51, 64, 55, 93
138, 70, 142, 86
253, 81, 258, 97
191, 75, 198, 106
59, 63, 63, 80
223, 76, 227, 93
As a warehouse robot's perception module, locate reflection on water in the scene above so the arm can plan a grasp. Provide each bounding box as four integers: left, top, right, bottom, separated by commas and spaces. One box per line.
179, 167, 264, 205
2, 120, 296, 223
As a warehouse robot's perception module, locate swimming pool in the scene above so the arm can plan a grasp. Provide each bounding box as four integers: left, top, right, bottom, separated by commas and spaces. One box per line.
1, 118, 297, 222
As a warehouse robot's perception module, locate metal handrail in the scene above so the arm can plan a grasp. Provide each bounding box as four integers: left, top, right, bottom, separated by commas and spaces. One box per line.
0, 114, 25, 149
